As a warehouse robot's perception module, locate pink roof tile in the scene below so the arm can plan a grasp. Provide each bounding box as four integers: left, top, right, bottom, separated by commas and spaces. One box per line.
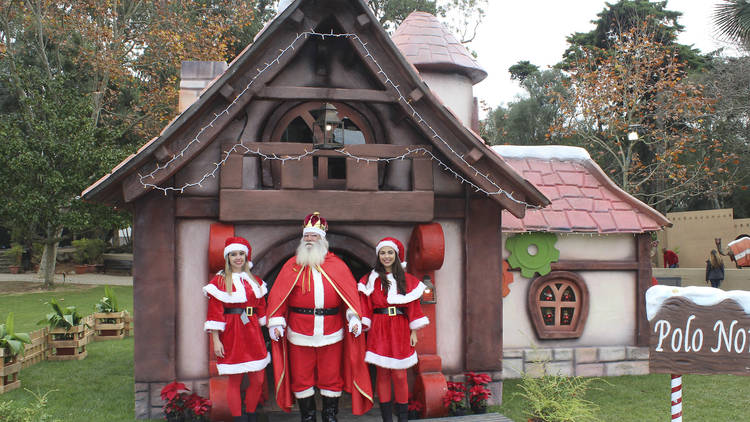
492, 145, 670, 233
392, 12, 487, 84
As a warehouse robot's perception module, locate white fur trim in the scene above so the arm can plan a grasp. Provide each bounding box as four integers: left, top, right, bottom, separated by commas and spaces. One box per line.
268, 317, 286, 328
223, 243, 249, 259
294, 387, 315, 399
387, 280, 427, 305
362, 317, 372, 329
258, 316, 267, 327
216, 352, 271, 375
409, 316, 430, 330
365, 351, 418, 369
204, 320, 226, 331
376, 240, 399, 255
401, 261, 407, 269
239, 273, 267, 299
358, 271, 379, 296
287, 327, 344, 347
303, 227, 326, 238
320, 389, 342, 397
202, 276, 247, 303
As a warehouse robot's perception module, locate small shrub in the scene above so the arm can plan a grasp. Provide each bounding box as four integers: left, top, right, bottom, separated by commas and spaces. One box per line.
37, 299, 87, 339
71, 238, 106, 265
5, 244, 23, 266
161, 381, 212, 421
516, 365, 601, 422
0, 390, 61, 422
0, 313, 32, 361
95, 286, 120, 313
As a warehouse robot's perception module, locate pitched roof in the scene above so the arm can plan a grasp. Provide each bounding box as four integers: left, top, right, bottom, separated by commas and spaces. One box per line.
392, 12, 487, 84
492, 145, 671, 233
82, 0, 547, 217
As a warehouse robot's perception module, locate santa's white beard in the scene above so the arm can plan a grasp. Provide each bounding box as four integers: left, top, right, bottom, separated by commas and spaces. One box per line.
296, 238, 328, 267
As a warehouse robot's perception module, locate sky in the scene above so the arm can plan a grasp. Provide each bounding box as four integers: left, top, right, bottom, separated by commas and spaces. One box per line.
470, 0, 738, 114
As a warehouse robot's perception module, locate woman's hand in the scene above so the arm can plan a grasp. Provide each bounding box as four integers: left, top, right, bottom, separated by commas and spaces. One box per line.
410, 330, 418, 347
212, 331, 224, 358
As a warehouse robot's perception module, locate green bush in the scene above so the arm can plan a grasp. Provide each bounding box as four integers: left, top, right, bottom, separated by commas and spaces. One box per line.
0, 313, 32, 361
5, 244, 24, 266
516, 363, 602, 422
71, 238, 106, 265
37, 299, 87, 338
0, 390, 61, 422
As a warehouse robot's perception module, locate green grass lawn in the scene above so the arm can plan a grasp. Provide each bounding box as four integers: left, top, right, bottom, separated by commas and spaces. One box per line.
3, 283, 750, 421
496, 373, 750, 421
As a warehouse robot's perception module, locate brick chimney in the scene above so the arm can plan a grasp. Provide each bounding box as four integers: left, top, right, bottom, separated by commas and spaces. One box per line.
178, 61, 228, 113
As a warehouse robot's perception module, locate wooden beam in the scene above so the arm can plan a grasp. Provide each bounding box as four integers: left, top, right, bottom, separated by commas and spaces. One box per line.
355, 13, 371, 29
256, 86, 394, 103
548, 260, 641, 271
133, 191, 176, 382
635, 234, 652, 346
219, 84, 236, 101
464, 197, 503, 371
434, 197, 465, 218
219, 190, 434, 222
234, 142, 431, 158
175, 197, 219, 218
288, 8, 305, 26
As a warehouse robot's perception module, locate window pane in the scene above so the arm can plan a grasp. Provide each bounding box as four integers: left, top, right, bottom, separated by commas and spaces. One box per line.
281, 116, 313, 143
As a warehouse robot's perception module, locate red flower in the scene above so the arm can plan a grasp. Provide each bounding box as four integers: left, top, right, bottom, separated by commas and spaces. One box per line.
464, 372, 492, 386
408, 400, 424, 412
442, 388, 466, 408
161, 381, 189, 402
469, 384, 491, 406
446, 381, 465, 392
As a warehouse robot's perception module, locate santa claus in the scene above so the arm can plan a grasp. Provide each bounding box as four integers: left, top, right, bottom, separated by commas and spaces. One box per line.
267, 212, 373, 422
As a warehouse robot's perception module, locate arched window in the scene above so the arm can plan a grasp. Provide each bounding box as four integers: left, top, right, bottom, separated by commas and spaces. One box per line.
527, 271, 589, 339
270, 102, 375, 188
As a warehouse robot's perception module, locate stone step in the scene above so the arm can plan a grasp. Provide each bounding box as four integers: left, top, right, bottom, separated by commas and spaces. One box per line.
262, 411, 513, 422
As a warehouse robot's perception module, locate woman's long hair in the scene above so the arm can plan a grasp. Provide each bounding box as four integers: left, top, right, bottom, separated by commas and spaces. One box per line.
223, 253, 254, 294
709, 250, 723, 269
374, 254, 407, 294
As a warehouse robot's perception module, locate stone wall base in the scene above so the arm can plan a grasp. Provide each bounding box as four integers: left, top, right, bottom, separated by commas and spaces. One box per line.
136, 379, 210, 420
502, 346, 650, 379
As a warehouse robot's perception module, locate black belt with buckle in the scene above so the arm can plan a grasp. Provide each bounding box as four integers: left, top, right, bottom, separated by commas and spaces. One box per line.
373, 306, 407, 316
290, 306, 339, 316
224, 307, 255, 316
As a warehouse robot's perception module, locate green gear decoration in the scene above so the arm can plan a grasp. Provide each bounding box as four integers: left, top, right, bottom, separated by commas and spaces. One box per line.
505, 232, 560, 278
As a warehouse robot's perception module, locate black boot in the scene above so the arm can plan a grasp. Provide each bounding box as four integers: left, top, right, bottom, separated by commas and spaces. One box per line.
395, 402, 408, 422
233, 415, 248, 422
379, 401, 393, 422
321, 396, 339, 422
298, 396, 316, 422
247, 412, 257, 422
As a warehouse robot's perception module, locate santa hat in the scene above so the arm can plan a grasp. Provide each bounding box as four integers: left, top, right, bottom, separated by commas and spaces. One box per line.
376, 237, 407, 268
303, 211, 328, 238
223, 236, 254, 269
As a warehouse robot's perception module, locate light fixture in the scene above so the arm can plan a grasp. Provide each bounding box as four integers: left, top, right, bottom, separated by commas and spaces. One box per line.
420, 275, 437, 304
314, 103, 344, 149
627, 130, 639, 141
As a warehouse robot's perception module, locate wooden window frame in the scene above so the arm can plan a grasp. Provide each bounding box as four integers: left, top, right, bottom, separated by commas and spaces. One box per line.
527, 271, 589, 339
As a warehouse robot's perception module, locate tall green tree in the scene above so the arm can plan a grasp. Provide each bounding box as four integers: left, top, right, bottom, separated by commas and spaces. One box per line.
0, 0, 263, 287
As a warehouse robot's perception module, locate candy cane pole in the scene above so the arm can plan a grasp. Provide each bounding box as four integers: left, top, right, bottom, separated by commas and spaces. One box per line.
671, 374, 682, 422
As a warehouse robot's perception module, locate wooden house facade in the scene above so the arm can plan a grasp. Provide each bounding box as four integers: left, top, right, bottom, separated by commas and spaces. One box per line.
83, 0, 548, 419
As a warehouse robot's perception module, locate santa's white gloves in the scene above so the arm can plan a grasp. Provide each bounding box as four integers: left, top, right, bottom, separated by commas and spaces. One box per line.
269, 325, 285, 341
348, 317, 362, 337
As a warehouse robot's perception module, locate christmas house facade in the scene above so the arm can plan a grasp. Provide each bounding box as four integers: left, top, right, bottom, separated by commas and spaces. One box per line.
83, 0, 550, 419
492, 145, 670, 379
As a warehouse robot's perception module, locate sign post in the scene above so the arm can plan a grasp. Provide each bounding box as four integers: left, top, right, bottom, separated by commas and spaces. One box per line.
646, 285, 750, 420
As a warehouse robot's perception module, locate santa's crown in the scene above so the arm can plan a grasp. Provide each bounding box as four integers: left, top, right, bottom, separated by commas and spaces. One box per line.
303, 212, 328, 237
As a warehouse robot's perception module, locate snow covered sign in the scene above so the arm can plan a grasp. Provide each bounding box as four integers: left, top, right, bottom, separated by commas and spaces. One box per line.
646, 286, 750, 376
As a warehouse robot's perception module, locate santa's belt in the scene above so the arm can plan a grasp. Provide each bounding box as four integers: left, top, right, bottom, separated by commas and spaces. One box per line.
289, 306, 339, 316
224, 307, 255, 316
373, 306, 407, 316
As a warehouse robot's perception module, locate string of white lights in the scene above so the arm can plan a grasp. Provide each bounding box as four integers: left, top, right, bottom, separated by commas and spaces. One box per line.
138, 29, 539, 209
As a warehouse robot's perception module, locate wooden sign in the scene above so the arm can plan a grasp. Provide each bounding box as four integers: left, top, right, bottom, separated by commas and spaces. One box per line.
647, 286, 750, 376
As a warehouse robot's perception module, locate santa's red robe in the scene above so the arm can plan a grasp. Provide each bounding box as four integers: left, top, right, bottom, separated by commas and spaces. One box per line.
267, 252, 373, 414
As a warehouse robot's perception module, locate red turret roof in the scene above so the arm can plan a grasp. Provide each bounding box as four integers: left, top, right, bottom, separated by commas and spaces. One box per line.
392, 12, 487, 84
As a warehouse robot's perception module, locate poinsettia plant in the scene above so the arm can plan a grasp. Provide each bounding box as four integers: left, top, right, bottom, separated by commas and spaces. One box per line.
442, 381, 467, 413
465, 372, 492, 410
161, 381, 212, 421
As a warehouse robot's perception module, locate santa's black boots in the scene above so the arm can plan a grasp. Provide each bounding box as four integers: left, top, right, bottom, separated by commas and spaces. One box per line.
379, 401, 393, 422
321, 396, 339, 422
298, 396, 316, 422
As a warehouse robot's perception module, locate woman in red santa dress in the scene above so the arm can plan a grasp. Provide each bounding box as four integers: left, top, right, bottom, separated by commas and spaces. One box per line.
203, 236, 270, 422
358, 237, 429, 422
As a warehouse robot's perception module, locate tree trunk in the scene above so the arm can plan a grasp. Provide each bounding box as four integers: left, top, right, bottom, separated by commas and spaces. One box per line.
37, 227, 63, 289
